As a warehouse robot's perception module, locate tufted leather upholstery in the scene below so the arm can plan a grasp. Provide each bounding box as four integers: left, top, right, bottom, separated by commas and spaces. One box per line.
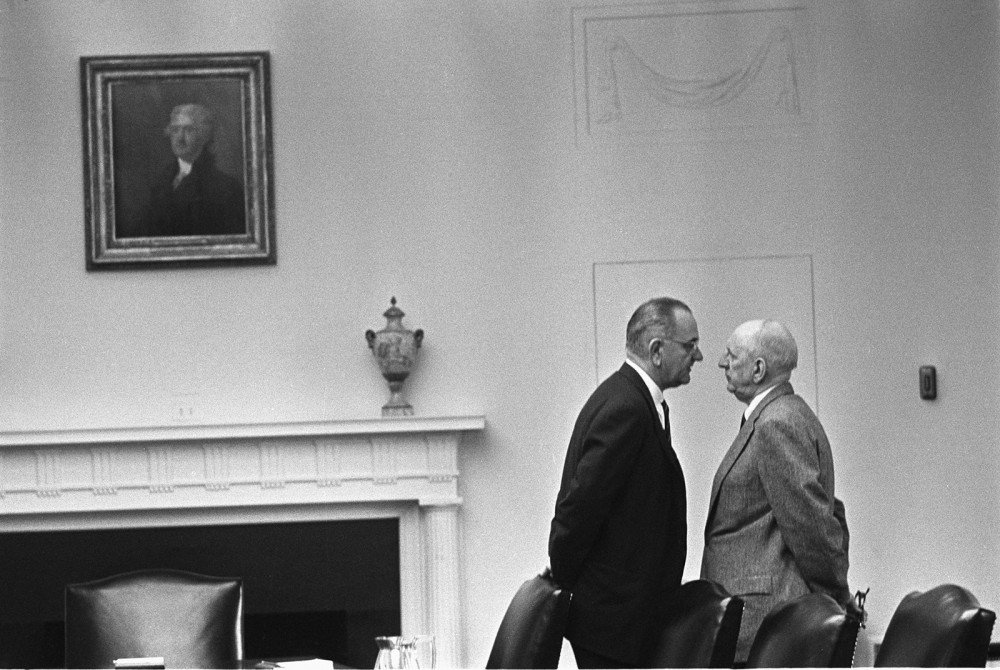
645, 579, 744, 668
486, 569, 571, 669
874, 583, 996, 667
65, 568, 243, 669
745, 592, 860, 668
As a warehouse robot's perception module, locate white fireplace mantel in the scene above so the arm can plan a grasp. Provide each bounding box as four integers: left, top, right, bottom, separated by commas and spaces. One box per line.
0, 414, 486, 669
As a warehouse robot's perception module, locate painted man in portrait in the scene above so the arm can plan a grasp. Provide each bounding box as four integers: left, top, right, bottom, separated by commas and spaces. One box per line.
126, 103, 246, 238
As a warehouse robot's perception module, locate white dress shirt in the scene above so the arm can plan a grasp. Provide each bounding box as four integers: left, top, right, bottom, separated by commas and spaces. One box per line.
625, 358, 667, 430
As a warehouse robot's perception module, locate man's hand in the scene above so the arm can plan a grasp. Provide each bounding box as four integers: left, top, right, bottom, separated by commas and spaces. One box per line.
848, 588, 870, 628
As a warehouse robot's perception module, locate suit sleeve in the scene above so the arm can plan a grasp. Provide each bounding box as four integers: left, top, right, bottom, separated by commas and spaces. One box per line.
549, 396, 648, 588
834, 496, 850, 555
754, 419, 851, 604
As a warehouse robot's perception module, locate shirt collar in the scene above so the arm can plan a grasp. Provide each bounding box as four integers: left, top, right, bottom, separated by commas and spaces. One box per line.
625, 358, 665, 408
744, 384, 780, 421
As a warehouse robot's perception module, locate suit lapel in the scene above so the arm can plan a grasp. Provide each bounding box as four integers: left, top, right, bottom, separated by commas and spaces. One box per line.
619, 364, 688, 543
618, 364, 680, 466
705, 382, 794, 527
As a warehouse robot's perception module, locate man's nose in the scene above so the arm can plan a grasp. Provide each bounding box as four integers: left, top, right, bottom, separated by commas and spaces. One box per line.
717, 354, 727, 368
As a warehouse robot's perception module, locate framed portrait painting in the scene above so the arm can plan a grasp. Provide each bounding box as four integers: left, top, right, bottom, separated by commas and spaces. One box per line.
81, 51, 275, 269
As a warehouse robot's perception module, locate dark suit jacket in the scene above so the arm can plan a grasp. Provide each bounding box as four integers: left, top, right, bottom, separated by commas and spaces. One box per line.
549, 364, 687, 665
130, 151, 246, 238
701, 382, 851, 661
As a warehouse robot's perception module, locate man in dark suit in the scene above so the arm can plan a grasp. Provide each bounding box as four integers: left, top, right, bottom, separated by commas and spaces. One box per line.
702, 319, 856, 663
549, 297, 704, 668
128, 103, 246, 238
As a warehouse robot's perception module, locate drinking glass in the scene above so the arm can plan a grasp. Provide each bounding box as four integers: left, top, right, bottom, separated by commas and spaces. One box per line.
374, 636, 406, 669
409, 635, 436, 669
374, 634, 435, 669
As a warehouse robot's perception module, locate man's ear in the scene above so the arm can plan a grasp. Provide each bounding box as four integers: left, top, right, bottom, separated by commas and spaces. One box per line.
648, 338, 663, 365
752, 358, 767, 383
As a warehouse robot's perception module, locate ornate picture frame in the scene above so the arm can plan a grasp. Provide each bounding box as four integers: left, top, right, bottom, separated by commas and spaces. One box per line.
81, 51, 275, 269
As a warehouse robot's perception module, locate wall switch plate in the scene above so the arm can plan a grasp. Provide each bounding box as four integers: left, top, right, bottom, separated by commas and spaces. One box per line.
919, 366, 937, 400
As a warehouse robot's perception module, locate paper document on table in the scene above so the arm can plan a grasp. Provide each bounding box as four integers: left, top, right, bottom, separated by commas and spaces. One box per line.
274, 659, 335, 670
113, 657, 165, 669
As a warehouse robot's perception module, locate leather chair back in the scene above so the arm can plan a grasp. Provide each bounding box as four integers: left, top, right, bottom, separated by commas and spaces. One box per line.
746, 592, 860, 668
486, 569, 571, 669
874, 583, 996, 667
646, 579, 744, 668
65, 568, 244, 669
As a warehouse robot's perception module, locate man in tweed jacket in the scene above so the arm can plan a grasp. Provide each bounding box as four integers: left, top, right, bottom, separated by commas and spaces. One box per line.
701, 319, 854, 663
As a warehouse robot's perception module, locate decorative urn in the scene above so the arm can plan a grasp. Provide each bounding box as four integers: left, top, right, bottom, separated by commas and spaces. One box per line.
365, 297, 424, 417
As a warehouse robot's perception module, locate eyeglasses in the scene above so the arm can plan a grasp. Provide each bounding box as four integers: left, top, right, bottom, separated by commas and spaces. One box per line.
653, 338, 700, 355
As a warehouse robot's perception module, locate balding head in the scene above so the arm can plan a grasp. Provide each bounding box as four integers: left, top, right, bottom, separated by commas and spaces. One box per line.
738, 319, 798, 377
719, 319, 798, 404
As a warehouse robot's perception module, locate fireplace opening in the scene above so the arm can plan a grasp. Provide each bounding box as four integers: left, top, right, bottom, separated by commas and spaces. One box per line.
0, 518, 401, 669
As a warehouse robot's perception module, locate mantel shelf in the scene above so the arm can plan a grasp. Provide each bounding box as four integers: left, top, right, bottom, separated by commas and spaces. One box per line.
0, 414, 486, 448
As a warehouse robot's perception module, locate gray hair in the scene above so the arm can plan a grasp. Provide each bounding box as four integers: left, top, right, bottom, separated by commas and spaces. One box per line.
166, 103, 216, 138
625, 297, 691, 358
753, 320, 798, 377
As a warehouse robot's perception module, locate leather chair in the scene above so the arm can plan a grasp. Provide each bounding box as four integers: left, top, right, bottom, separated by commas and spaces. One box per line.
874, 583, 996, 667
65, 568, 244, 669
645, 579, 744, 668
485, 569, 571, 669
745, 592, 861, 668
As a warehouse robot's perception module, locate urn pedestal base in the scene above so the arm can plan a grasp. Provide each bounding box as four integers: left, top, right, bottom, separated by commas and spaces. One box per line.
383, 382, 414, 417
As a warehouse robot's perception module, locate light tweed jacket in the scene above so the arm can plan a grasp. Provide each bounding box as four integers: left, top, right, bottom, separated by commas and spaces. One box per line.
700, 382, 851, 662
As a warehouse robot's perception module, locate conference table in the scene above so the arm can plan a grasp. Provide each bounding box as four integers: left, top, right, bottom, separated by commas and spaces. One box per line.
246, 658, 351, 670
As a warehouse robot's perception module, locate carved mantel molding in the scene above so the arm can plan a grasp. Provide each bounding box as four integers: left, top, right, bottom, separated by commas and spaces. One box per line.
0, 415, 485, 669
0, 415, 484, 513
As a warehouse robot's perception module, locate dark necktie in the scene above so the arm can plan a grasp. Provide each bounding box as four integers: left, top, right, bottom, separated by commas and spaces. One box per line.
661, 401, 672, 448
740, 414, 746, 429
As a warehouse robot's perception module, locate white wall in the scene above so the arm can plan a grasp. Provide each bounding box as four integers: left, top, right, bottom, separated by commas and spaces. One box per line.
1, 0, 998, 665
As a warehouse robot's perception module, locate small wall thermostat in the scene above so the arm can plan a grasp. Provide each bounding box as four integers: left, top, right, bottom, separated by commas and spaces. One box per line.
919, 366, 937, 400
